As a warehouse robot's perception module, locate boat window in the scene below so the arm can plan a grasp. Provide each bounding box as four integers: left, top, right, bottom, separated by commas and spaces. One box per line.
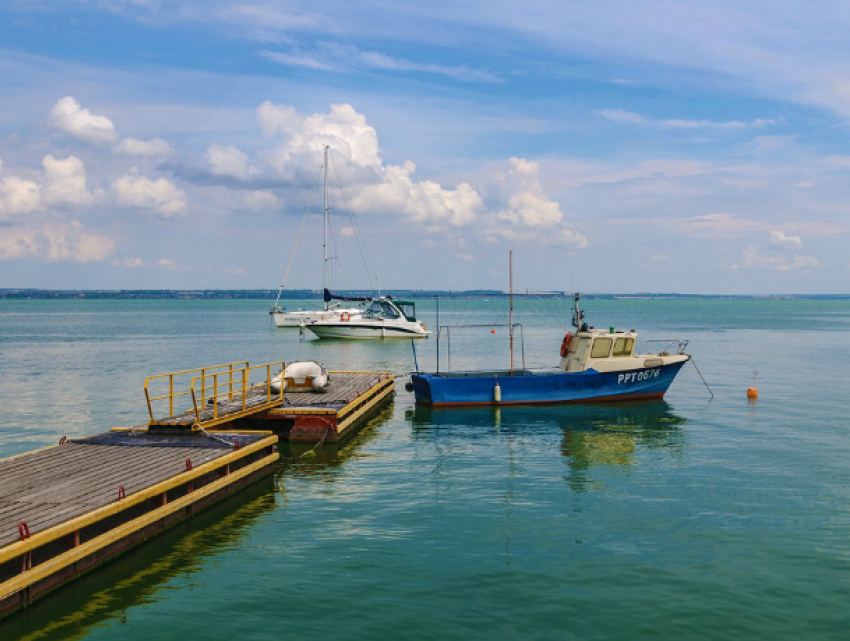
399, 303, 415, 321
613, 337, 634, 357
365, 301, 383, 317
590, 338, 612, 358
380, 302, 400, 318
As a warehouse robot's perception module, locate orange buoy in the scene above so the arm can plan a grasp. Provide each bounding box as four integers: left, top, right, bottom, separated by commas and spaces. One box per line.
747, 370, 759, 399
491, 328, 496, 334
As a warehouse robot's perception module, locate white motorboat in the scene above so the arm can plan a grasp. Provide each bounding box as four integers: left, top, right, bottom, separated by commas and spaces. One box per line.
306, 298, 430, 339
270, 146, 368, 328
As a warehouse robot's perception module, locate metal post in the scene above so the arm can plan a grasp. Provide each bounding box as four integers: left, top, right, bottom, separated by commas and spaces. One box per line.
509, 250, 514, 375
323, 145, 329, 311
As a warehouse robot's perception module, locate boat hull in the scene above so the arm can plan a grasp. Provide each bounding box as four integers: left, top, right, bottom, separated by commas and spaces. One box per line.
271, 309, 361, 327
307, 323, 429, 339
411, 360, 687, 407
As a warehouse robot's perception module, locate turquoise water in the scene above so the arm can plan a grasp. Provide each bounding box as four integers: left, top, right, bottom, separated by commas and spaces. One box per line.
1, 298, 849, 640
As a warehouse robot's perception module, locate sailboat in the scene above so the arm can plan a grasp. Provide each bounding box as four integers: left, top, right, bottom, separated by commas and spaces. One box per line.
269, 146, 369, 328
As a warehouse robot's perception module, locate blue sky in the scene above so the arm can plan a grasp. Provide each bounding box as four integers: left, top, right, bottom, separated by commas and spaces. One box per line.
0, 1, 848, 294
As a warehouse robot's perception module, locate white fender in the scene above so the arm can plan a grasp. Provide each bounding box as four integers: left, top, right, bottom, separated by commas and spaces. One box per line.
271, 360, 330, 393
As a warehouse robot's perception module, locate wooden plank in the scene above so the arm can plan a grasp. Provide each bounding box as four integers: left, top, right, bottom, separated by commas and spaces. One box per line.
0, 436, 277, 564
0, 446, 224, 502
0, 451, 279, 600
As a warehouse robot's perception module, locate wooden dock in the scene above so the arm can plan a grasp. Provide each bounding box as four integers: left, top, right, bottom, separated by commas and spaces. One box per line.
0, 359, 394, 619
253, 371, 395, 441
0, 430, 278, 618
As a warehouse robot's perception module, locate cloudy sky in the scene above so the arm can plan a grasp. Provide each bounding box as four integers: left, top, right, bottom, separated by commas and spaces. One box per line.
1, 1, 848, 294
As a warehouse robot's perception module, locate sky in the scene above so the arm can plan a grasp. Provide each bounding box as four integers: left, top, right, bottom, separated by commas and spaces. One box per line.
0, 1, 848, 294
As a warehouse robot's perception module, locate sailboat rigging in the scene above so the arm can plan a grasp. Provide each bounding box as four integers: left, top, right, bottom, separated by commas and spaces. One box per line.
269, 146, 370, 327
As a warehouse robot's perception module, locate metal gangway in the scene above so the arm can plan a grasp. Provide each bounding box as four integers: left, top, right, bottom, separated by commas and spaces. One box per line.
144, 360, 285, 431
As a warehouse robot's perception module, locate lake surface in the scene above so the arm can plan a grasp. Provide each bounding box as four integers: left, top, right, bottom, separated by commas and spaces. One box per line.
1, 297, 849, 640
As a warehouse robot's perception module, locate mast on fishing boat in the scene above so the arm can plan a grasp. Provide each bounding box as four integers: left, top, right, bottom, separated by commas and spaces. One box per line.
509, 250, 514, 375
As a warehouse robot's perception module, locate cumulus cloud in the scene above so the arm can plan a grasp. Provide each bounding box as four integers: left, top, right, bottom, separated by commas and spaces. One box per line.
0, 221, 114, 262
48, 96, 117, 143
188, 102, 584, 248
115, 137, 173, 156
485, 157, 587, 247
257, 101, 304, 138
42, 155, 96, 207
112, 173, 186, 218
206, 144, 254, 180
0, 176, 42, 218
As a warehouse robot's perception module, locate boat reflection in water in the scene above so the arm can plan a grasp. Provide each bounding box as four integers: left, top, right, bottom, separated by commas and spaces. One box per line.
406, 401, 686, 491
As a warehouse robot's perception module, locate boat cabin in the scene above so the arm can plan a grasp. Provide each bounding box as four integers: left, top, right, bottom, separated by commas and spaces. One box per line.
363, 298, 418, 322
560, 328, 640, 373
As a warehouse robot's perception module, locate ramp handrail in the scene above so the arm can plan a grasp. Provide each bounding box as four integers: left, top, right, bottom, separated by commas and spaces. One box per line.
144, 361, 250, 423
189, 361, 285, 428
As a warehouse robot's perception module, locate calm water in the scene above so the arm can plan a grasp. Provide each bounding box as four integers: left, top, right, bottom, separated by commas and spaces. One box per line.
1, 297, 849, 640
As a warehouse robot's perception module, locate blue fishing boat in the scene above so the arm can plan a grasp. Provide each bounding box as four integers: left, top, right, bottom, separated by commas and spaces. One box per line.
409, 292, 690, 407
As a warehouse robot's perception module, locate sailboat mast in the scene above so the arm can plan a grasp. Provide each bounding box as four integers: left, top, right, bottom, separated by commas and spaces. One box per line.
509, 250, 514, 375
323, 145, 329, 311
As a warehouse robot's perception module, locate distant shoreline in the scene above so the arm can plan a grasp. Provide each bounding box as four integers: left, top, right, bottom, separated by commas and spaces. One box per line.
1, 289, 848, 300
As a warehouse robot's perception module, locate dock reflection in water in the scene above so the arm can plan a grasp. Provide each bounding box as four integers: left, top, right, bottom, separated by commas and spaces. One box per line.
4, 405, 396, 641
3, 480, 276, 641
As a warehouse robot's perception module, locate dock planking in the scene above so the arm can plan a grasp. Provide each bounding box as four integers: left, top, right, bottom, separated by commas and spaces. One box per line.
0, 361, 394, 618
0, 432, 278, 618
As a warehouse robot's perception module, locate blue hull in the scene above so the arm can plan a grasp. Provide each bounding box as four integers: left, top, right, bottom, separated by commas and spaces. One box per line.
411, 361, 687, 407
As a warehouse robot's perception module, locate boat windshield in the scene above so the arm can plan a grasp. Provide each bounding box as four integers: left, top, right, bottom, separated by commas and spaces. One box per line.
364, 300, 400, 319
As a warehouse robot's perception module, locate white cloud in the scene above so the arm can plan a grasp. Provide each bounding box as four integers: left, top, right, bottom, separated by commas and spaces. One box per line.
339, 226, 355, 237
598, 109, 647, 124
112, 173, 186, 218
259, 43, 499, 83
257, 101, 304, 138
733, 245, 819, 272
598, 109, 777, 131
206, 144, 254, 179
769, 230, 802, 248
0, 176, 42, 218
457, 252, 474, 261
486, 157, 587, 248
42, 155, 96, 207
0, 220, 113, 262
115, 137, 173, 156
111, 257, 179, 269
650, 254, 672, 263
48, 96, 117, 143
243, 190, 281, 211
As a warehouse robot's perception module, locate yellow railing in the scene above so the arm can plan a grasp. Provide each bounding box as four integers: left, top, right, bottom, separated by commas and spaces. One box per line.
189, 361, 285, 428
144, 361, 249, 423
